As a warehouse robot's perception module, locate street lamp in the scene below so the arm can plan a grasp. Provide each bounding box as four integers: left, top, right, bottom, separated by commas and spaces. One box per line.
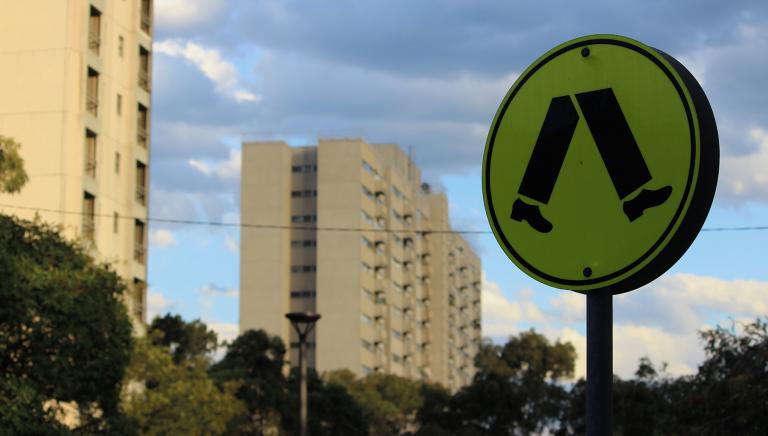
286, 311, 321, 436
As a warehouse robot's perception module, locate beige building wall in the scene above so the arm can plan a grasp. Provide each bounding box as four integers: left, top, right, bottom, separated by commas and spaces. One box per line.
240, 138, 481, 389
0, 0, 154, 333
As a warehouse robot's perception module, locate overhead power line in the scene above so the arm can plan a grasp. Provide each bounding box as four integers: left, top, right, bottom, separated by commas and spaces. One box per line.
0, 203, 766, 234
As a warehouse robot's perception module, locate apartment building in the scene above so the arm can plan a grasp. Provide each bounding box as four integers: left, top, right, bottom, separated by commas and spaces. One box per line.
0, 0, 154, 333
240, 138, 481, 390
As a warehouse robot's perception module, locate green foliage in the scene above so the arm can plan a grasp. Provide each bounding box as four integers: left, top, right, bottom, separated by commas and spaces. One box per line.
0, 135, 28, 193
150, 313, 218, 364
122, 336, 244, 435
282, 368, 370, 436
0, 214, 133, 432
325, 369, 422, 435
209, 329, 288, 434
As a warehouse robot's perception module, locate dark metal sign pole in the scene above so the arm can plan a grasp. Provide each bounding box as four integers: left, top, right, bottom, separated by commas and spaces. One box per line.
587, 290, 613, 436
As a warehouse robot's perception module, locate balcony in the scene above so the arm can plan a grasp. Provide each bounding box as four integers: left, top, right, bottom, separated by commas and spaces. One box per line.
84, 160, 97, 178
137, 127, 147, 148
86, 94, 98, 116
134, 246, 146, 264
88, 32, 100, 55
139, 70, 150, 92
136, 185, 146, 205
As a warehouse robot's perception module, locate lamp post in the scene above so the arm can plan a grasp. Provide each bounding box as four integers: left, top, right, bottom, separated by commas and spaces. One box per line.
285, 312, 321, 436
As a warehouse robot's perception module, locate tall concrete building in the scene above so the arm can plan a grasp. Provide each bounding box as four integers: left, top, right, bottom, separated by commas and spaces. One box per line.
0, 0, 154, 332
241, 138, 482, 390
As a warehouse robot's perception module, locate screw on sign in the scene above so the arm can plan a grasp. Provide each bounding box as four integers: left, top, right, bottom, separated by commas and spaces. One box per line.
482, 35, 718, 435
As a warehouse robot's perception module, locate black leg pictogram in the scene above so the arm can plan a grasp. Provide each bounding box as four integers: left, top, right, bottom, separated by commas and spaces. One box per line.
511, 88, 672, 232
512, 96, 579, 233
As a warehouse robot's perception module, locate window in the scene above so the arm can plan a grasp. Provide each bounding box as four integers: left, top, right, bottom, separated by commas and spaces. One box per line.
361, 340, 374, 352
361, 185, 374, 201
134, 220, 146, 264
392, 353, 402, 363
291, 239, 316, 247
392, 257, 403, 268
361, 287, 374, 300
290, 265, 316, 273
361, 262, 373, 274
361, 210, 375, 227
118, 35, 124, 57
291, 164, 317, 173
133, 279, 146, 321
117, 94, 122, 115
291, 215, 317, 223
88, 7, 101, 55
83, 192, 95, 241
137, 104, 148, 148
115, 152, 121, 173
136, 161, 147, 205
140, 0, 152, 34
361, 159, 380, 178
290, 290, 316, 298
361, 314, 373, 325
84, 130, 97, 177
113, 212, 119, 234
391, 209, 403, 221
361, 236, 374, 250
139, 46, 151, 91
291, 190, 317, 198
391, 306, 402, 318
86, 68, 99, 116
362, 365, 373, 375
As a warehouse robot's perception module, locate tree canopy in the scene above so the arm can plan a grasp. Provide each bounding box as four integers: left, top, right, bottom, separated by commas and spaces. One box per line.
0, 135, 29, 194
0, 214, 134, 433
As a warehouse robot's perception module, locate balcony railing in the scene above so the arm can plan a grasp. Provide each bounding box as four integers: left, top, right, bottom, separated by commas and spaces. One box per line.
138, 70, 150, 92
134, 246, 146, 264
136, 185, 146, 205
82, 221, 95, 241
88, 32, 100, 54
141, 13, 152, 34
86, 94, 98, 116
137, 127, 147, 148
84, 160, 97, 178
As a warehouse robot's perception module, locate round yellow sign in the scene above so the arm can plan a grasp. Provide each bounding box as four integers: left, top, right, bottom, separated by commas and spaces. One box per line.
483, 35, 719, 294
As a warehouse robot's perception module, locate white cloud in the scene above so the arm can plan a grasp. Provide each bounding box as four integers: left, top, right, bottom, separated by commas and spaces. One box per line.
147, 289, 173, 320
719, 127, 768, 204
154, 39, 261, 102
155, 0, 226, 29
150, 229, 177, 247
481, 275, 550, 338
188, 149, 241, 181
205, 321, 239, 345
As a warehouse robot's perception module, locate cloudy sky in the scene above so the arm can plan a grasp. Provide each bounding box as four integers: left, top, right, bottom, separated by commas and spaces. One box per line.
147, 0, 768, 380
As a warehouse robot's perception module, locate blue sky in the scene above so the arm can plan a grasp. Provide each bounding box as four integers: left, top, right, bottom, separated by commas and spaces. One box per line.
147, 0, 768, 379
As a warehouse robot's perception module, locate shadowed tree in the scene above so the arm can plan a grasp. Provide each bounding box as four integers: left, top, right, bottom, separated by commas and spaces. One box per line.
0, 215, 133, 433
149, 313, 218, 364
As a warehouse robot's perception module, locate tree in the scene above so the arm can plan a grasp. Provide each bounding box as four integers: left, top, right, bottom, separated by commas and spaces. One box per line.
0, 135, 29, 193
282, 368, 370, 436
0, 214, 133, 433
209, 329, 288, 435
149, 313, 218, 364
326, 369, 423, 435
122, 336, 244, 435
426, 330, 576, 435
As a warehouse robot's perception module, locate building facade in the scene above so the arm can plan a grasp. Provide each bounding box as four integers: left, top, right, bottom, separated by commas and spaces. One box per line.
241, 138, 481, 390
0, 0, 154, 332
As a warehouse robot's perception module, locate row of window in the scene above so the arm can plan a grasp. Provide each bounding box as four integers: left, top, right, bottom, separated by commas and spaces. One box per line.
291, 164, 317, 173
291, 239, 316, 247
291, 189, 317, 198
290, 265, 316, 273
291, 215, 317, 223
290, 290, 316, 298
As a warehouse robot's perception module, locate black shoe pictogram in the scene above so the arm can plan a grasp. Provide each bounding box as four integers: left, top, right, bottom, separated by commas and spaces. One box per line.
511, 198, 553, 233
623, 186, 672, 221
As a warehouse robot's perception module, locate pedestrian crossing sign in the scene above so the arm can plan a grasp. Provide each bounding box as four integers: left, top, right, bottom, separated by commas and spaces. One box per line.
483, 35, 719, 294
